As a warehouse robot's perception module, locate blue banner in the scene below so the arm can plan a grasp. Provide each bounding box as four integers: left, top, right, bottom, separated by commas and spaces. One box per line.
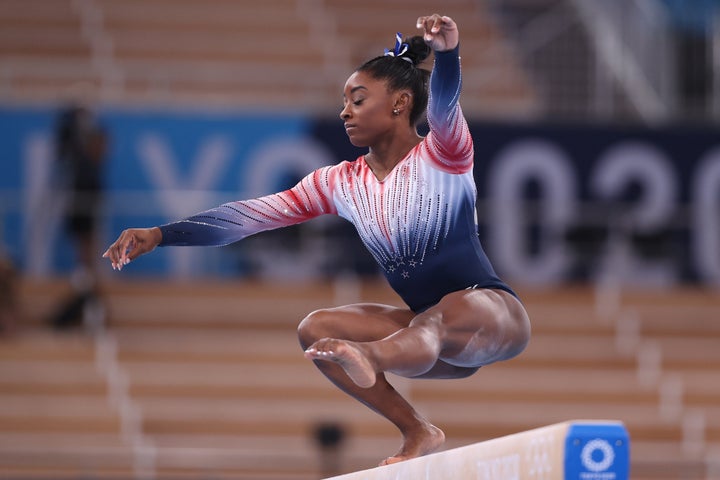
2, 106, 720, 286
469, 121, 720, 287
0, 106, 336, 277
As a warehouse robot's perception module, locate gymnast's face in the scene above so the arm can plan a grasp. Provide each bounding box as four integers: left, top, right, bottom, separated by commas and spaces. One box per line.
340, 71, 398, 147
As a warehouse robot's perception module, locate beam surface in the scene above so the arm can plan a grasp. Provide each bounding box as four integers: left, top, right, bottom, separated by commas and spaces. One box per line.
327, 420, 629, 480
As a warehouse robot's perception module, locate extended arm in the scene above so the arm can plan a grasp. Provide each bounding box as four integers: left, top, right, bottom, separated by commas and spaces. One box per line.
103, 166, 336, 269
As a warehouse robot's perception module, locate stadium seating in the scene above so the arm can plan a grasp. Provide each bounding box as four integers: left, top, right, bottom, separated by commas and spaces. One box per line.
1, 280, 718, 479
0, 0, 537, 117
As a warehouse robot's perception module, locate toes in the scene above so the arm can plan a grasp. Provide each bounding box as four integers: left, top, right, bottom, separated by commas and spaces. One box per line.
304, 348, 335, 360
379, 456, 406, 466
304, 339, 337, 359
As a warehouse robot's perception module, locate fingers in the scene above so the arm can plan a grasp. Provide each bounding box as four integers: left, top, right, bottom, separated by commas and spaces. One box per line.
104, 241, 128, 271
416, 14, 457, 50
416, 14, 452, 35
417, 14, 438, 41
102, 230, 136, 271
103, 227, 162, 271
431, 15, 446, 33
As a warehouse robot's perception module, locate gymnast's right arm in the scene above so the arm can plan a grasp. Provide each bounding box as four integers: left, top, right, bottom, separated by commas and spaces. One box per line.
102, 166, 336, 270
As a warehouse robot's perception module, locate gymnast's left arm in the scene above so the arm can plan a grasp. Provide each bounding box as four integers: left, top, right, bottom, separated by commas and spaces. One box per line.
418, 14, 473, 172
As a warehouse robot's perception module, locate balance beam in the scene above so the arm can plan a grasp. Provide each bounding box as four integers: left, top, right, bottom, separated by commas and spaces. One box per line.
327, 420, 629, 480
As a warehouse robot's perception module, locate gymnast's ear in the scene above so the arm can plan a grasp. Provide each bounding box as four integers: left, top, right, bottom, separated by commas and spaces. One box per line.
392, 90, 413, 116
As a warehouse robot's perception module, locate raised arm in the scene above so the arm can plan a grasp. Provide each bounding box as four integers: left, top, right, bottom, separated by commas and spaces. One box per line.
103, 166, 336, 270
416, 15, 473, 172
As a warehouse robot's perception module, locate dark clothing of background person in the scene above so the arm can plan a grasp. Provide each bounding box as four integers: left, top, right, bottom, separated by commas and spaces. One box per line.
51, 104, 108, 331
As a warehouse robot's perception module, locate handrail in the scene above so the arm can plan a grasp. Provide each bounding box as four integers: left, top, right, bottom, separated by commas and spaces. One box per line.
72, 0, 124, 100
94, 324, 157, 478
572, 0, 673, 122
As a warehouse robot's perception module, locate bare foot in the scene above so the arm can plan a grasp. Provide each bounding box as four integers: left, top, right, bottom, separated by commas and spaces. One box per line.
304, 338, 377, 388
380, 423, 445, 466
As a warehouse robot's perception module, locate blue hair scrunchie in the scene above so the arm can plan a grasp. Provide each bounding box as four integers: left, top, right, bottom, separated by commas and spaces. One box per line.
383, 32, 413, 63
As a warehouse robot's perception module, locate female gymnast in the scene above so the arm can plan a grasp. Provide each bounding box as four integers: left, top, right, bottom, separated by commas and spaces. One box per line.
103, 14, 531, 466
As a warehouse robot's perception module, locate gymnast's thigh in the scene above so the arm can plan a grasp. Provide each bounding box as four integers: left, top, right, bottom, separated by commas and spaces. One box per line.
414, 288, 530, 367
298, 303, 416, 343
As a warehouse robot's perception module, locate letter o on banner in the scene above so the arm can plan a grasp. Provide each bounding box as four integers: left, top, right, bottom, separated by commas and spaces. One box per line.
486, 139, 577, 285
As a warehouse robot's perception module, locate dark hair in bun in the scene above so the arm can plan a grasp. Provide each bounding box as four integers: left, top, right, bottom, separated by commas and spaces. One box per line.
356, 35, 431, 126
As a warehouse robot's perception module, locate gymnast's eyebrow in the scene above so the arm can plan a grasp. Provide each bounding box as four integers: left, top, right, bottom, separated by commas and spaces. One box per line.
344, 86, 368, 98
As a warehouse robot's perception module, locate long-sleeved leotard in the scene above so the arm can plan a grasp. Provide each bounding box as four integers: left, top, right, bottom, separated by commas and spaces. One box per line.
159, 46, 516, 313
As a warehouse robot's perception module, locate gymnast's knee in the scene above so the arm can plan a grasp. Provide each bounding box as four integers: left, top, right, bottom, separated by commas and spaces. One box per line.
297, 308, 335, 349
500, 318, 531, 361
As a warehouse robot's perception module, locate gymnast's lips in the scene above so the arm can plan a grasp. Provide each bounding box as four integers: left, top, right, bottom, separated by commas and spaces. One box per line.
344, 123, 357, 133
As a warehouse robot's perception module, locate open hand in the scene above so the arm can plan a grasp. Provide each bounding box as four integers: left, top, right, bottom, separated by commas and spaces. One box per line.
416, 14, 459, 52
102, 227, 162, 271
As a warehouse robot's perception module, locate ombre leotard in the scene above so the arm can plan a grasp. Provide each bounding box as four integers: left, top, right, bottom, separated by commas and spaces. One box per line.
159, 46, 516, 313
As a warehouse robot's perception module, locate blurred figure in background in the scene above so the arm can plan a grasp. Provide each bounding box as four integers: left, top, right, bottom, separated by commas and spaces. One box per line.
0, 251, 18, 337
50, 102, 108, 331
